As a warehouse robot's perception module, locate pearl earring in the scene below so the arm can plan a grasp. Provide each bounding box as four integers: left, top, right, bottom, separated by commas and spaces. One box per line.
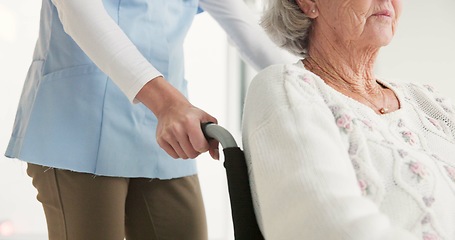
311, 9, 316, 13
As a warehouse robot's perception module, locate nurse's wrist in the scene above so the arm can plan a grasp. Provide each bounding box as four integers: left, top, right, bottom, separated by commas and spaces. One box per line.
136, 76, 190, 117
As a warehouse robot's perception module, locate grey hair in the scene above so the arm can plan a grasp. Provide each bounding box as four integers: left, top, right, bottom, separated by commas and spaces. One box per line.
260, 0, 313, 57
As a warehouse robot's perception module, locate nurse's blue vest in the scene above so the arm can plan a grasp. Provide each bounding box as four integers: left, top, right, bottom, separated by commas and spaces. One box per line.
6, 0, 200, 179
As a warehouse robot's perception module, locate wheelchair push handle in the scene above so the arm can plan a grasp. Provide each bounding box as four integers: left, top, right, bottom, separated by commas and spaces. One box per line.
201, 122, 238, 149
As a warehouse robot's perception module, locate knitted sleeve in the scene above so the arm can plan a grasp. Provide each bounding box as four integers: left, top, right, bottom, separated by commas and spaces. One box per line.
50, 0, 161, 103
242, 64, 419, 240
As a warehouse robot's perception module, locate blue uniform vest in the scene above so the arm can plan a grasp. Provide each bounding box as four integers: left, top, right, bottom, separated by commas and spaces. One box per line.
6, 0, 199, 179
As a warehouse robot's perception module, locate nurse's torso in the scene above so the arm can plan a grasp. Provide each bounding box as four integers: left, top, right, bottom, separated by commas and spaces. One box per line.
6, 0, 200, 179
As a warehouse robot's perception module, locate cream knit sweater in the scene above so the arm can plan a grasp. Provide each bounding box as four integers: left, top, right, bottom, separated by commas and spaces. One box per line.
242, 61, 455, 240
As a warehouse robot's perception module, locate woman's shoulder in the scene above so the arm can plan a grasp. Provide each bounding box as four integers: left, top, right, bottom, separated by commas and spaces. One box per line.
389, 80, 447, 102
384, 79, 442, 96
244, 61, 327, 124
388, 80, 455, 117
252, 61, 315, 82
248, 61, 323, 101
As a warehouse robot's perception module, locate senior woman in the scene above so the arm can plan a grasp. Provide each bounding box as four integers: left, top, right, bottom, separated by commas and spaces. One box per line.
242, 0, 455, 239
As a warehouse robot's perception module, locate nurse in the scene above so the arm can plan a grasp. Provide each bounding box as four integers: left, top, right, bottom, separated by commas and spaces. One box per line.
5, 0, 296, 239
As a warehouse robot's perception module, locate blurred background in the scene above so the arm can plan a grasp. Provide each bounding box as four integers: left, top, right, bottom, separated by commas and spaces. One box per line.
0, 0, 454, 239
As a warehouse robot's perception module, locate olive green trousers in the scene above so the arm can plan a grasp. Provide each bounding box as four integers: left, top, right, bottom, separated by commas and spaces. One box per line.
27, 163, 208, 240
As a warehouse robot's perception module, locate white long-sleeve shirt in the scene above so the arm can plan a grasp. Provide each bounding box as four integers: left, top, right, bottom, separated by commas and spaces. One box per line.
242, 61, 455, 240
50, 0, 297, 102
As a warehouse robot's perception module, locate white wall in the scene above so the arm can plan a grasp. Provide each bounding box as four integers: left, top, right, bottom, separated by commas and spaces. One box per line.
377, 0, 455, 96
0, 1, 47, 239
1, 0, 455, 239
184, 13, 234, 240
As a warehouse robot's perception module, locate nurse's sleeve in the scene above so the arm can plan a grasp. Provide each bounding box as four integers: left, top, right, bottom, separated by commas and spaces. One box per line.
199, 0, 298, 71
50, 0, 161, 103
242, 65, 418, 240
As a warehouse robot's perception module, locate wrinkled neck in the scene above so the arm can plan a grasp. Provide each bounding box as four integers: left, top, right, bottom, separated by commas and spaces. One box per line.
306, 25, 381, 94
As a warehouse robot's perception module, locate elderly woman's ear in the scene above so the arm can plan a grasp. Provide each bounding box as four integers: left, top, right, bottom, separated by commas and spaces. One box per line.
296, 0, 318, 18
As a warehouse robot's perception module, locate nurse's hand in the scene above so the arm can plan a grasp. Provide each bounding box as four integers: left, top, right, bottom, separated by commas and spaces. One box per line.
155, 102, 220, 160
136, 76, 220, 160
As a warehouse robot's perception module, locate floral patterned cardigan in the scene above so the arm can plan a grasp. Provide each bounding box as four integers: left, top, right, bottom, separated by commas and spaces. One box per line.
242, 61, 455, 240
